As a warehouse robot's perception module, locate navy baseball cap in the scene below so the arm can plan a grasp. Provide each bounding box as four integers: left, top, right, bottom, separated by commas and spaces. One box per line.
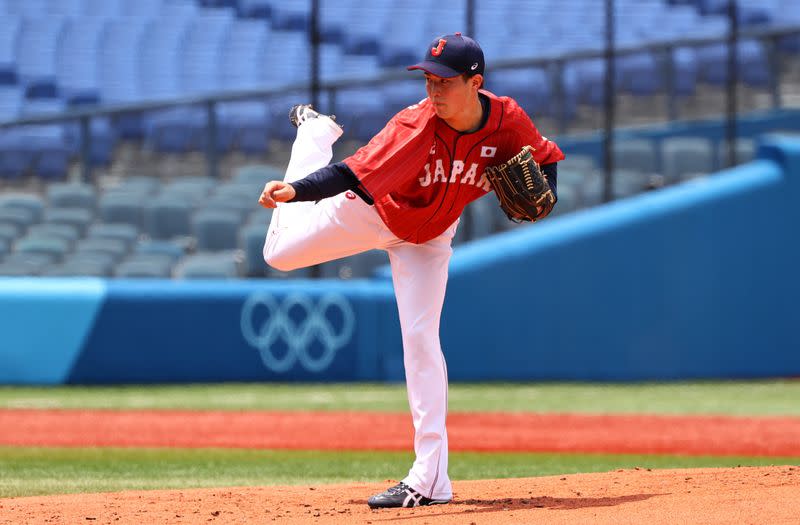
407, 32, 485, 78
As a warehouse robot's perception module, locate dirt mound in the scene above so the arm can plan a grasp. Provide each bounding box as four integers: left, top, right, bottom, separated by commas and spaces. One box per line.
1, 466, 797, 524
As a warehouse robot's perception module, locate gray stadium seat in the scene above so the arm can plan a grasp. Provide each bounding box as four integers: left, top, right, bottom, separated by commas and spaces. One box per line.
134, 239, 188, 262
47, 182, 97, 212
27, 223, 81, 244
177, 251, 240, 279
718, 137, 756, 168
144, 195, 193, 240
239, 223, 268, 277
192, 209, 240, 251
86, 223, 140, 249
233, 164, 285, 185
319, 250, 389, 279
73, 237, 129, 262
98, 192, 146, 229
0, 223, 18, 244
613, 138, 658, 174
43, 207, 93, 235
0, 193, 44, 222
661, 137, 714, 183
115, 258, 174, 278
14, 235, 70, 262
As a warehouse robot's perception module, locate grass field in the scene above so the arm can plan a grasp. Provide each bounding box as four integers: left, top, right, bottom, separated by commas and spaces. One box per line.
2, 380, 799, 414
1, 381, 798, 499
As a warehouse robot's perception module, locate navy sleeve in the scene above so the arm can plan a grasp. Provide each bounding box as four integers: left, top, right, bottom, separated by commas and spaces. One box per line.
541, 162, 557, 199
288, 162, 374, 204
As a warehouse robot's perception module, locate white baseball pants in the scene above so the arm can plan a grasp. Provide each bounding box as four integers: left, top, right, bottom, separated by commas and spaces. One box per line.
263, 116, 455, 501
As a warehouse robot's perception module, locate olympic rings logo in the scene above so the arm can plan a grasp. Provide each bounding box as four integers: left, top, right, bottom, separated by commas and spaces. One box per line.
240, 292, 356, 373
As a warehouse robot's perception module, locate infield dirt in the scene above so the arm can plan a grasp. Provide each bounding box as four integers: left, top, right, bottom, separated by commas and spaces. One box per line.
1, 466, 798, 524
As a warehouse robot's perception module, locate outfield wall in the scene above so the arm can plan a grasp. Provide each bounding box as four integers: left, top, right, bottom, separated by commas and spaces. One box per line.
1, 137, 798, 384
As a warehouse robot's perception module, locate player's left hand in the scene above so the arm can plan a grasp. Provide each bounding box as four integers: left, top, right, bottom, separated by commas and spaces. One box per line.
259, 181, 296, 208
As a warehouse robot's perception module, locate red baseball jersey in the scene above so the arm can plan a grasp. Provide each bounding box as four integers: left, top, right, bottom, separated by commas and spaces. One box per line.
344, 90, 565, 244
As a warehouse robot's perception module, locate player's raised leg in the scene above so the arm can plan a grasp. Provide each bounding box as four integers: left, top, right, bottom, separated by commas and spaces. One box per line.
368, 222, 458, 508
262, 105, 385, 272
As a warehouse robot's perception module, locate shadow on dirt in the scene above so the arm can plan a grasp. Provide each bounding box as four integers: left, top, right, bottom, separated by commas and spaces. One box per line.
366, 493, 665, 521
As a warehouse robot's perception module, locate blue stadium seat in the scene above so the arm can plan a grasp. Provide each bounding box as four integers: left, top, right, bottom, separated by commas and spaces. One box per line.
5, 0, 48, 16
156, 7, 237, 153
120, 0, 164, 16
98, 19, 152, 138
47, 0, 84, 16
81, 0, 124, 16
238, 0, 272, 19
16, 17, 66, 91
0, 16, 22, 79
217, 19, 272, 153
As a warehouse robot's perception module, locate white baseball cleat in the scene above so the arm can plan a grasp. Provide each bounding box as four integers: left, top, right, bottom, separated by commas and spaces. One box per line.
288, 104, 342, 129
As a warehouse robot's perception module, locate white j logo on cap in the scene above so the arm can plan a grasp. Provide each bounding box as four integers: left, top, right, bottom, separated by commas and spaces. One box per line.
471, 63, 479, 70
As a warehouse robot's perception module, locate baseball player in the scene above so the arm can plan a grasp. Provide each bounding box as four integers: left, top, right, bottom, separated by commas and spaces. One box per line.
259, 33, 564, 508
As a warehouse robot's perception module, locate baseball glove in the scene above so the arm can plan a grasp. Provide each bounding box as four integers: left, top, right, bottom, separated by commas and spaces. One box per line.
484, 145, 556, 223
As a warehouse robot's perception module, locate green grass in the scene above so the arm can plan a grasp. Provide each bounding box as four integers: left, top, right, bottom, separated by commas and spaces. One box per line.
1, 380, 799, 415
1, 446, 796, 499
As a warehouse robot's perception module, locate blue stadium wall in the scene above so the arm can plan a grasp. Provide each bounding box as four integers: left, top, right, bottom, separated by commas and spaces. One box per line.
1, 136, 799, 384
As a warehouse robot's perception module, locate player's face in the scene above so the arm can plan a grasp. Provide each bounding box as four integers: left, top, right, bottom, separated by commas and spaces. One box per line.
424, 73, 479, 121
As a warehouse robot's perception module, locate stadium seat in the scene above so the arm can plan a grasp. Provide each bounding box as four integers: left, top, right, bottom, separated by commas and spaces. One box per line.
134, 239, 188, 263
192, 209, 241, 251
0, 206, 36, 233
234, 164, 285, 185
47, 182, 97, 212
73, 237, 130, 262
0, 192, 44, 222
661, 136, 715, 182
0, 223, 19, 244
42, 207, 93, 236
176, 250, 240, 279
144, 195, 194, 240
239, 222, 270, 277
14, 234, 70, 262
98, 192, 146, 230
613, 138, 658, 174
115, 257, 174, 278
0, 251, 54, 276
27, 223, 81, 244
718, 137, 756, 168
319, 249, 389, 279
86, 223, 140, 249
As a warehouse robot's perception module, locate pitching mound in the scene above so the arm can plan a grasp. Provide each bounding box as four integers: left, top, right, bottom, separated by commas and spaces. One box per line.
1, 466, 797, 524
